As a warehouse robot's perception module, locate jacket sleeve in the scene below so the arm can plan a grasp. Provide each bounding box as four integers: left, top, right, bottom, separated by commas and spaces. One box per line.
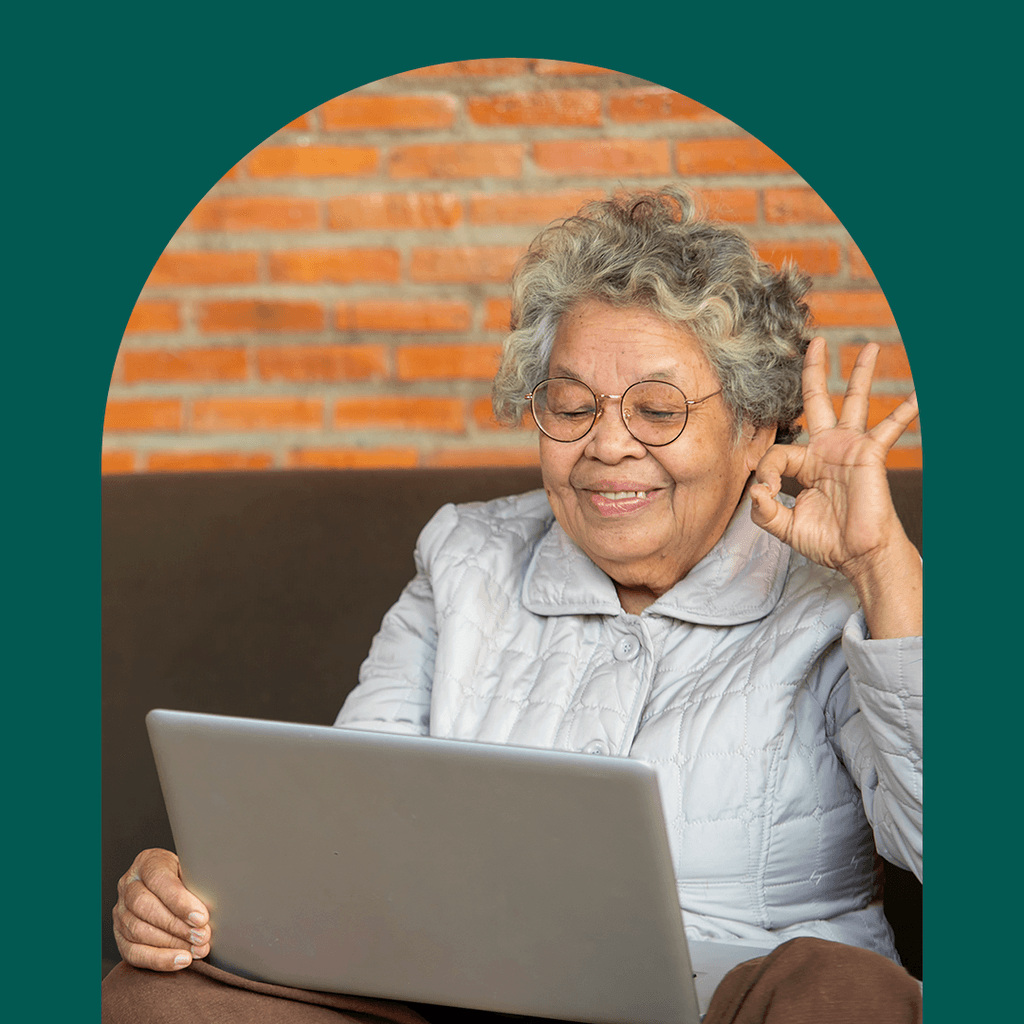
332, 503, 460, 735
831, 612, 923, 881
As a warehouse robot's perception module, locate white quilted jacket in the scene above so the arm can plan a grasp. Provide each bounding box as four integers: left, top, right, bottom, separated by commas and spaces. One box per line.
336, 490, 923, 960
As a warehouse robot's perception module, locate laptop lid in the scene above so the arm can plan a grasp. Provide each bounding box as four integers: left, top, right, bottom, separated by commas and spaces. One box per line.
146, 709, 759, 1024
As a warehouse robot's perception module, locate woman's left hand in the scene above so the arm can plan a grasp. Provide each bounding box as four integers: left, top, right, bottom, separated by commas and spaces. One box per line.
750, 337, 922, 638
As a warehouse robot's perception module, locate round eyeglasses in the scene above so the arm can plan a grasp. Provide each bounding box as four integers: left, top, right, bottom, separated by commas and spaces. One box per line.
525, 377, 723, 447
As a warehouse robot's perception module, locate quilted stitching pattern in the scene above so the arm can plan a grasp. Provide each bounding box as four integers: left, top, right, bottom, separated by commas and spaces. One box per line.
337, 490, 922, 959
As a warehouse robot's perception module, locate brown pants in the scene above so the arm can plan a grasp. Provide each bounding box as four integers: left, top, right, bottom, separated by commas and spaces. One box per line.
101, 937, 922, 1024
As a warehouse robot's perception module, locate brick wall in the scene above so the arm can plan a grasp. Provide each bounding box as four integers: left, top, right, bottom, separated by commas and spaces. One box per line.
103, 58, 919, 475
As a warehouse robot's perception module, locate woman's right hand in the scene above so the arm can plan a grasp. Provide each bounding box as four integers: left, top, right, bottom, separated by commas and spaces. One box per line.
113, 848, 211, 971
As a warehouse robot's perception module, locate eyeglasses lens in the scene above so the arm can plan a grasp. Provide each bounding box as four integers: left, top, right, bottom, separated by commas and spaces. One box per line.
532, 379, 596, 441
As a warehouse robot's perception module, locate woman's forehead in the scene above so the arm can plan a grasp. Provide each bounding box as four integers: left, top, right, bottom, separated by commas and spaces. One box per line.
551, 301, 710, 382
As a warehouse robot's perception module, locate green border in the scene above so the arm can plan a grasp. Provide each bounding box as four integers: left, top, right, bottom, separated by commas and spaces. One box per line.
14, 3, 1009, 1020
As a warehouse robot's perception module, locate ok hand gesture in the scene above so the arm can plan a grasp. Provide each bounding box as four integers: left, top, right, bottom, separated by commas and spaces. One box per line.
750, 337, 922, 639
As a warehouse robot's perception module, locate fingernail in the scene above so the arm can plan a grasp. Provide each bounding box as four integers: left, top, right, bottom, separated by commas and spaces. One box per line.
188, 912, 205, 926
174, 953, 191, 966
190, 930, 205, 945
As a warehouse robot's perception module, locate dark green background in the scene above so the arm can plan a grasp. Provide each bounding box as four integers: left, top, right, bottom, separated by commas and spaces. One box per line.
13, 2, 1012, 1020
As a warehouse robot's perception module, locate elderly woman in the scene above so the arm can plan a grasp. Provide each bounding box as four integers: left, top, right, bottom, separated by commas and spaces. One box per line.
105, 188, 923, 1023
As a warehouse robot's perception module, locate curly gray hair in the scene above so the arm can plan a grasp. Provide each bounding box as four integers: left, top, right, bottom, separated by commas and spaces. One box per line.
491, 187, 813, 445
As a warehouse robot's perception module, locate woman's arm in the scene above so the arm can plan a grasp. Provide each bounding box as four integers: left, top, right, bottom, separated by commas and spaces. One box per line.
831, 621, 923, 880
334, 503, 463, 732
334, 567, 437, 734
752, 339, 923, 877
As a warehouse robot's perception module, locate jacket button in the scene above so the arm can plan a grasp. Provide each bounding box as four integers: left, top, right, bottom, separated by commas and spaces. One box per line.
613, 636, 640, 661
583, 740, 609, 755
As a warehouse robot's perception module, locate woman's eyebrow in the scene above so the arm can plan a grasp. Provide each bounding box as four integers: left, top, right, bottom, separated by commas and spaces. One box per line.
547, 365, 586, 382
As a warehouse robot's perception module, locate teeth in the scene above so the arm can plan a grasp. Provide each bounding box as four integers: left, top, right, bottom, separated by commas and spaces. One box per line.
599, 491, 647, 500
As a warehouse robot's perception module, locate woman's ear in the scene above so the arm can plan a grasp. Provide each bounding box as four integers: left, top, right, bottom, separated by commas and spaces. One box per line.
743, 423, 777, 472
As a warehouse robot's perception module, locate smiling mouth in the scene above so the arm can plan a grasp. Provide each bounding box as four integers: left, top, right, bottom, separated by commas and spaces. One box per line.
584, 488, 660, 516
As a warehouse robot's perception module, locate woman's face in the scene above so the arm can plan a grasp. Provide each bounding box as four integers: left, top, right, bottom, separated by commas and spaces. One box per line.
539, 300, 776, 607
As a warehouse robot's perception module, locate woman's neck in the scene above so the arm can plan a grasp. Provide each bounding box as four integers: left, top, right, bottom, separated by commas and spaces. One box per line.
615, 582, 659, 615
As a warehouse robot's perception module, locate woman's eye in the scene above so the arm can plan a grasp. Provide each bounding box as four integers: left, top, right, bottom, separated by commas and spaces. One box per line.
634, 406, 685, 422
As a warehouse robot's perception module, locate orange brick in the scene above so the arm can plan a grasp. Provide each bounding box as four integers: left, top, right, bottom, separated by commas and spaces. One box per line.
472, 395, 500, 430
808, 291, 897, 328
333, 396, 465, 432
469, 189, 606, 225
534, 60, 617, 75
124, 300, 180, 333
757, 240, 841, 276
533, 139, 670, 176
847, 243, 875, 281
247, 145, 378, 178
198, 300, 324, 333
286, 447, 420, 469
123, 347, 248, 383
101, 450, 135, 474
409, 245, 524, 283
184, 197, 319, 232
839, 344, 913, 379
146, 451, 275, 472
886, 447, 923, 469
468, 90, 602, 127
696, 188, 759, 223
282, 112, 312, 130
104, 399, 182, 432
397, 59, 530, 77
765, 188, 839, 224
471, 396, 536, 431
147, 251, 260, 286
327, 192, 462, 230
268, 249, 400, 283
485, 297, 513, 331
192, 397, 323, 431
347, 300, 472, 333
608, 88, 720, 123
257, 344, 387, 381
321, 94, 457, 130
674, 138, 792, 175
388, 143, 523, 179
426, 447, 541, 468
396, 344, 502, 380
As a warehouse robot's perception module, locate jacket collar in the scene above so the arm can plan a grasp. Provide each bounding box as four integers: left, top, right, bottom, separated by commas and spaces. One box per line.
522, 494, 791, 625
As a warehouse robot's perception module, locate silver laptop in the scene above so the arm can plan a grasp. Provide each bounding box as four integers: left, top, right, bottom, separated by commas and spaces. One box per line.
146, 709, 772, 1024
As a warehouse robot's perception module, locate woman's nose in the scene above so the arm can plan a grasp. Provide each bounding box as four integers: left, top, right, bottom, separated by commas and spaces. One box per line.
585, 397, 646, 461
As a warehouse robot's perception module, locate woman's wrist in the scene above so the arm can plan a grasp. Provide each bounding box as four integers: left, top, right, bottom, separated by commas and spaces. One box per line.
842, 534, 923, 640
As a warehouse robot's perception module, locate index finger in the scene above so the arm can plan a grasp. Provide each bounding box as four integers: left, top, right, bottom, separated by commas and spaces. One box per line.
754, 442, 807, 497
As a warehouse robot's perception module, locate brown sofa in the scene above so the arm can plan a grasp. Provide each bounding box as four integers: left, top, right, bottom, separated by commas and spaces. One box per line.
102, 466, 923, 979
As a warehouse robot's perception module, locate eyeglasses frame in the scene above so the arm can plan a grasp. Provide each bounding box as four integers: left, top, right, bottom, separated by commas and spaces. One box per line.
525, 377, 723, 447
